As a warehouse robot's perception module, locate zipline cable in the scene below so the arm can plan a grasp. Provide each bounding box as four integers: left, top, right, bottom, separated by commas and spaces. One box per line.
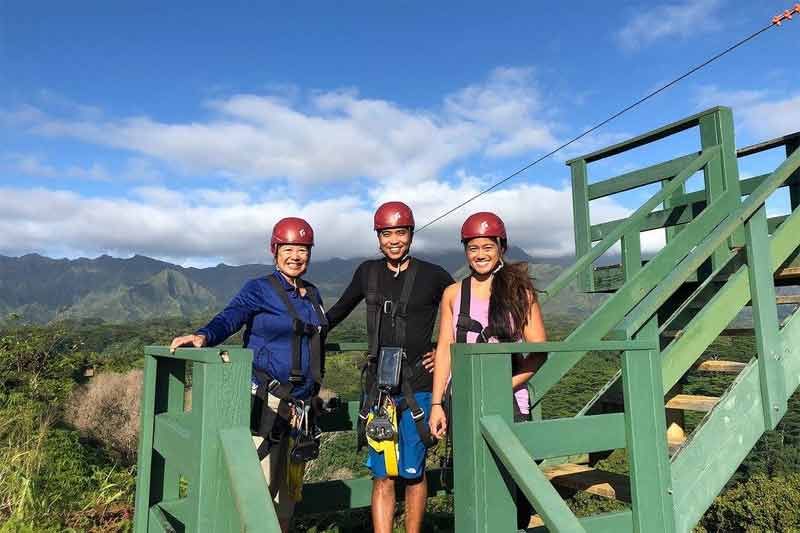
414, 6, 799, 234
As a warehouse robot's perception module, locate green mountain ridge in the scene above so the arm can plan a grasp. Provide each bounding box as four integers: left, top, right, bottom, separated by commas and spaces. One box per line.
0, 250, 604, 324
56, 269, 218, 323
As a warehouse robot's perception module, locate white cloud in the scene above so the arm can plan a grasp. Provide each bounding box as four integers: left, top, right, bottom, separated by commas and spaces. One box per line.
617, 0, 721, 51
4, 154, 111, 182
695, 86, 800, 139
8, 68, 562, 185
0, 176, 639, 265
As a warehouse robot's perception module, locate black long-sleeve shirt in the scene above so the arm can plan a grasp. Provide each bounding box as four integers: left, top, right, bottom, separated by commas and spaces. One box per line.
326, 258, 454, 392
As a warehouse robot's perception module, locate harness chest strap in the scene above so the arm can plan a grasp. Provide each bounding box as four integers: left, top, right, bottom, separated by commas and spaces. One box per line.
455, 275, 490, 344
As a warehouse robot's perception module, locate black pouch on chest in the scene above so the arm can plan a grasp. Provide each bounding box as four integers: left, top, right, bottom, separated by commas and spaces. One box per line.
377, 346, 404, 389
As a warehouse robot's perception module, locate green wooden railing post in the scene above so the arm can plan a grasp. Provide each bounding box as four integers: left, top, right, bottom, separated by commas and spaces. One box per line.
744, 206, 787, 429
570, 158, 594, 292
662, 178, 687, 242
193, 348, 265, 531
452, 348, 517, 533
788, 138, 800, 210
134, 354, 159, 533
699, 108, 742, 267
622, 348, 676, 533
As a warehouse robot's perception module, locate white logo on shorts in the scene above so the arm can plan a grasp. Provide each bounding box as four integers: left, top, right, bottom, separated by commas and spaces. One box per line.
405, 467, 417, 474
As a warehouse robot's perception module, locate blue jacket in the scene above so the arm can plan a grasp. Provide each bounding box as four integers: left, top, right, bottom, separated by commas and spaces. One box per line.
196, 271, 324, 399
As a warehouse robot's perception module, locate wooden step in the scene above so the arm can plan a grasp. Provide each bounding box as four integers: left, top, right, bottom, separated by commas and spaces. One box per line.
665, 394, 719, 412
694, 359, 747, 374
543, 463, 631, 502
662, 328, 753, 339
776, 266, 800, 282
777, 295, 800, 305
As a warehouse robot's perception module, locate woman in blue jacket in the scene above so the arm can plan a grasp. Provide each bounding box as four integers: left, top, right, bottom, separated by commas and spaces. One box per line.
170, 217, 326, 533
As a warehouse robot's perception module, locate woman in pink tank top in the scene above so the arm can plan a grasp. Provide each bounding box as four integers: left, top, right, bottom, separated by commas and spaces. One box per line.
428, 211, 546, 529
429, 211, 547, 434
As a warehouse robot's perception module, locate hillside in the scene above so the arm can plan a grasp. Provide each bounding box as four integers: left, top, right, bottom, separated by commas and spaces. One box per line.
0, 249, 604, 325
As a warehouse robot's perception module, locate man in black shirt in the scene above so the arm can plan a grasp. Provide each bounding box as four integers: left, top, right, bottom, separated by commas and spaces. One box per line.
326, 201, 453, 533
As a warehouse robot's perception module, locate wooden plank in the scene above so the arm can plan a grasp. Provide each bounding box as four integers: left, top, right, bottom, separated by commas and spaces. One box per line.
325, 342, 368, 352
665, 394, 719, 412
512, 413, 626, 460
544, 463, 631, 502
572, 158, 594, 292
566, 106, 724, 164
456, 339, 656, 355
695, 360, 747, 373
481, 416, 586, 532
587, 153, 698, 200
133, 355, 159, 533
590, 200, 704, 241
662, 328, 754, 339
736, 131, 800, 158
452, 348, 517, 533
297, 469, 451, 515
671, 359, 766, 532
776, 266, 800, 280
219, 427, 279, 532
529, 510, 633, 533
621, 347, 676, 531
777, 295, 800, 305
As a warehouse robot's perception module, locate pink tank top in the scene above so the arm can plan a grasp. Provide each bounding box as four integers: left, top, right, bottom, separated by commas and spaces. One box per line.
451, 285, 530, 415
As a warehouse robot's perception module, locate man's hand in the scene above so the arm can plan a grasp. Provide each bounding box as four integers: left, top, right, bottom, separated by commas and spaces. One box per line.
429, 404, 447, 439
422, 350, 436, 373
170, 334, 207, 353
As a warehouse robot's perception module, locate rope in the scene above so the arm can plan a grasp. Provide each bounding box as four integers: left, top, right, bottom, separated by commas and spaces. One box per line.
414, 7, 798, 234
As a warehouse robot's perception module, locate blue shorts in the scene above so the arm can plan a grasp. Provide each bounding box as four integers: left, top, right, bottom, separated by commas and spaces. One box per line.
366, 392, 431, 480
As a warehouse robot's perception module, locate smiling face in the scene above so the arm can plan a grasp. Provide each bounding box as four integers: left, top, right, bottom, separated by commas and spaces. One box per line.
274, 244, 310, 278
465, 237, 502, 275
377, 227, 412, 261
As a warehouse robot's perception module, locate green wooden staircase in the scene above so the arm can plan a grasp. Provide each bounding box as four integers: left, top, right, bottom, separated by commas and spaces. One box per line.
450, 106, 800, 532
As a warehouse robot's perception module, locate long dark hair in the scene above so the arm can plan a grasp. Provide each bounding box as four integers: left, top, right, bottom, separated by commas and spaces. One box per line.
488, 259, 537, 342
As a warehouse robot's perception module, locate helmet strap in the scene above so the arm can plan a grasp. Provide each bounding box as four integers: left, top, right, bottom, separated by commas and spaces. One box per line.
492, 257, 505, 275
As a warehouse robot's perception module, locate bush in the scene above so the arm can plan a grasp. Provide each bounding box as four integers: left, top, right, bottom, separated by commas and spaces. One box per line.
700, 473, 800, 532
66, 370, 142, 464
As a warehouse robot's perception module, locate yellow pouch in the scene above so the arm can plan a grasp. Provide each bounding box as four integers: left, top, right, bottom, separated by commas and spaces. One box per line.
285, 437, 305, 502
366, 401, 400, 477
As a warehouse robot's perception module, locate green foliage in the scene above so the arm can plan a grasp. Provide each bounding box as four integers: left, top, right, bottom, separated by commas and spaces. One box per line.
700, 474, 800, 532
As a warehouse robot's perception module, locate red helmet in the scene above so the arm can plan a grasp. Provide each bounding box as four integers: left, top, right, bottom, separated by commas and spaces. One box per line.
374, 201, 415, 231
461, 212, 507, 243
270, 217, 314, 254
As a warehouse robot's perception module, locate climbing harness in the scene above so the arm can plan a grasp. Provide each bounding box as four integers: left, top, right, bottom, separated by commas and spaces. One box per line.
251, 273, 328, 462
358, 258, 437, 459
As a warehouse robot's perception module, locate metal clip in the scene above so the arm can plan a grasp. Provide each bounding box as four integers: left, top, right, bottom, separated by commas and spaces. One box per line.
219, 351, 231, 363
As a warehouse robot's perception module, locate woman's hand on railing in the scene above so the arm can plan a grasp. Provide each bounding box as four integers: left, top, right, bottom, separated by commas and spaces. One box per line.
170, 334, 207, 353
429, 405, 447, 439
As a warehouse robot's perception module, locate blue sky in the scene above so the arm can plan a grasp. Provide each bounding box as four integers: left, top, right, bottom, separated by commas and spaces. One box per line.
1, 0, 799, 265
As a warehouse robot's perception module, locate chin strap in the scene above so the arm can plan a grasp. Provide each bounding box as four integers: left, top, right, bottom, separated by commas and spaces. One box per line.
492, 257, 505, 275
392, 254, 409, 278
